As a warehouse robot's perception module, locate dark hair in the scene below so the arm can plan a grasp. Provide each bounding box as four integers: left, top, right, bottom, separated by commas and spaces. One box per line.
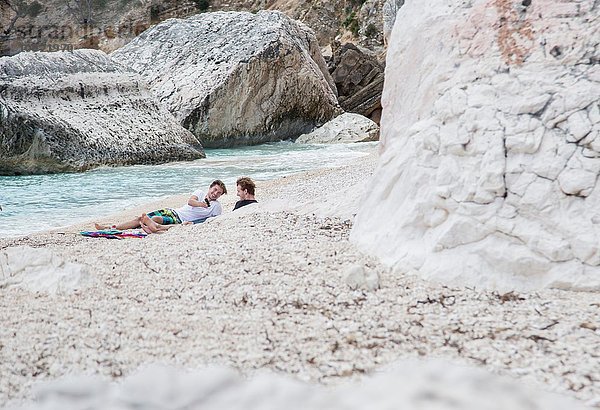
210, 179, 227, 194
236, 177, 255, 195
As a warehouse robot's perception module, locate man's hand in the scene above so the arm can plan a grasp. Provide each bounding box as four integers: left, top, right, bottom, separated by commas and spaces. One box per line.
187, 195, 209, 208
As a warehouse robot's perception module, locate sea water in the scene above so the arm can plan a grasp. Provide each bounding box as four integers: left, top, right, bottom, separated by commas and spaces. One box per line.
0, 142, 376, 238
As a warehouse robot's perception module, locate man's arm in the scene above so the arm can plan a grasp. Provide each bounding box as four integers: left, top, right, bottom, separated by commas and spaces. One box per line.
187, 195, 209, 208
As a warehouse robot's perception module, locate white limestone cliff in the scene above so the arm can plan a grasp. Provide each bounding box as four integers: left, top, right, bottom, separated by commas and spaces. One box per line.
351, 0, 600, 291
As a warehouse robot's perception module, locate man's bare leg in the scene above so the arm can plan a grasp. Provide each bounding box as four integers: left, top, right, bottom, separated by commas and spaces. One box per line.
95, 217, 142, 231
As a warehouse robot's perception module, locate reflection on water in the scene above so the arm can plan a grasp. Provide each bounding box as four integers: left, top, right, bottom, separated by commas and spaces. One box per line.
0, 142, 376, 237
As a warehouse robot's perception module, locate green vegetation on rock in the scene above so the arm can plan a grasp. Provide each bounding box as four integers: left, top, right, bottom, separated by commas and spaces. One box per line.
343, 11, 359, 36
364, 23, 377, 38
193, 0, 209, 12
26, 0, 43, 17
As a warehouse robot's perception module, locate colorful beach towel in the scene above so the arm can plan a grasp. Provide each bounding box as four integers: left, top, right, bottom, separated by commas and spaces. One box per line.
80, 229, 147, 239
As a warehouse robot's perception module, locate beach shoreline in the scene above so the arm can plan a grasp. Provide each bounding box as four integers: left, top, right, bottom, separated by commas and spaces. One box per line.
1, 148, 599, 408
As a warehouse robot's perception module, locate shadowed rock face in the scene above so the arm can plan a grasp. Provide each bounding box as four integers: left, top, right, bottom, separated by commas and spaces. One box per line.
0, 49, 204, 175
111, 11, 342, 148
352, 0, 600, 291
331, 43, 384, 124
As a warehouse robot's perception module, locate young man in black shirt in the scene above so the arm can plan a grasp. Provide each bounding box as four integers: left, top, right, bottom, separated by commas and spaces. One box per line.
234, 177, 258, 210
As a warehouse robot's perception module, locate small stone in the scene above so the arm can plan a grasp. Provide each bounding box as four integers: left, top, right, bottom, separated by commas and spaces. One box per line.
343, 265, 379, 291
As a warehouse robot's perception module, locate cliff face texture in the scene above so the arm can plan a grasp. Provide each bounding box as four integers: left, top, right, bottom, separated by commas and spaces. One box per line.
210, 0, 387, 49
0, 50, 204, 175
0, 0, 388, 56
112, 11, 341, 148
352, 0, 600, 291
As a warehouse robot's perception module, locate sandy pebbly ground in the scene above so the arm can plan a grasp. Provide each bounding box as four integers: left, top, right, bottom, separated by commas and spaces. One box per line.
0, 148, 599, 408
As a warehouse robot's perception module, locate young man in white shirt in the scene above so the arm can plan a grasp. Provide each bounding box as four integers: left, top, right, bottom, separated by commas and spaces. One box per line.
94, 180, 227, 231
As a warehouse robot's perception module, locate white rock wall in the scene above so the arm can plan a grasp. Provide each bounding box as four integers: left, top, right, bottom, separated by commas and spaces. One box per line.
351, 0, 600, 291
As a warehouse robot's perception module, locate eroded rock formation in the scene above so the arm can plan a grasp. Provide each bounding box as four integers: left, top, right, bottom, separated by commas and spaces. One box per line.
352, 0, 600, 291
331, 43, 384, 123
112, 11, 341, 148
0, 49, 204, 175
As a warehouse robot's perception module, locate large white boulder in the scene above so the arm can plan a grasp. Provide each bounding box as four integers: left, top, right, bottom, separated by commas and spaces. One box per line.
112, 11, 341, 148
351, 0, 600, 291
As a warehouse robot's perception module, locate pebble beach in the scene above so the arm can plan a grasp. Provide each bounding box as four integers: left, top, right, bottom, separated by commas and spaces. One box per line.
1, 148, 599, 408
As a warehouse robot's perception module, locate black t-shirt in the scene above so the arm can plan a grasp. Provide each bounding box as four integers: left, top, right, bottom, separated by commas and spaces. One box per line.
233, 199, 258, 211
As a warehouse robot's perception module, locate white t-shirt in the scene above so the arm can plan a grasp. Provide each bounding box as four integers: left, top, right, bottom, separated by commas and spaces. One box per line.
174, 190, 222, 222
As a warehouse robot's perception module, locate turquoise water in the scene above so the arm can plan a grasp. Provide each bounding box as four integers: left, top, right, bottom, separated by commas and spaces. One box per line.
0, 142, 376, 238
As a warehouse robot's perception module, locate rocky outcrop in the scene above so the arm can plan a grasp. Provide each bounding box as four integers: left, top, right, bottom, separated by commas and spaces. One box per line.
331, 43, 384, 123
201, 0, 388, 49
296, 113, 379, 144
382, 0, 404, 46
0, 49, 204, 175
112, 11, 341, 148
352, 0, 600, 291
0, 246, 95, 295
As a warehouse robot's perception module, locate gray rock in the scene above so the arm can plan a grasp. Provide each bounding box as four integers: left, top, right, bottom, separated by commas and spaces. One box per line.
296, 113, 379, 144
352, 0, 600, 291
382, 0, 405, 46
0, 49, 204, 175
111, 11, 341, 148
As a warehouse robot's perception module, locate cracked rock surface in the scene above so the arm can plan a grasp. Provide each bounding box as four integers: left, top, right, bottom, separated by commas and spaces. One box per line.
0, 50, 204, 175
352, 0, 600, 291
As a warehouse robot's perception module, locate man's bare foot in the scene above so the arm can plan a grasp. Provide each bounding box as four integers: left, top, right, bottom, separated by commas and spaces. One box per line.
95, 223, 109, 230
140, 214, 156, 228
140, 220, 158, 234
140, 214, 167, 234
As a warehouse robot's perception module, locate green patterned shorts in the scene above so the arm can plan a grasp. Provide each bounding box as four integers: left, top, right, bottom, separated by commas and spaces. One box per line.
146, 208, 182, 225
